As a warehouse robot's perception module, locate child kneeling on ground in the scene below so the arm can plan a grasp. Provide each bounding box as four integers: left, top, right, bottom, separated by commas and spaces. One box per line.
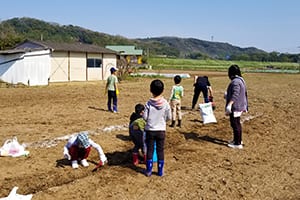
129, 103, 147, 165
63, 131, 107, 169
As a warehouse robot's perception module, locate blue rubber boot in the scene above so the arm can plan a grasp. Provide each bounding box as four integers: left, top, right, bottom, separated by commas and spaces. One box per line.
145, 159, 153, 177
158, 160, 164, 176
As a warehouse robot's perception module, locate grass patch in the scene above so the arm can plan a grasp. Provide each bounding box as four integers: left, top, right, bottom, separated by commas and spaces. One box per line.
148, 57, 300, 72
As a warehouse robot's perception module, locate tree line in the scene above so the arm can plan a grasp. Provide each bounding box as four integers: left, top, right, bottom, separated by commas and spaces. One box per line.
1, 17, 299, 63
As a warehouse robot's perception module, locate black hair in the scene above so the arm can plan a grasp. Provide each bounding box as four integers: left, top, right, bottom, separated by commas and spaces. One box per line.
228, 64, 242, 79
174, 75, 181, 84
150, 79, 164, 96
135, 103, 145, 114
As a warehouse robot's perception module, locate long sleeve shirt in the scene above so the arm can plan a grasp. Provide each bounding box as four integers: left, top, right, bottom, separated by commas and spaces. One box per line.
226, 76, 248, 113
143, 97, 171, 131
64, 134, 107, 162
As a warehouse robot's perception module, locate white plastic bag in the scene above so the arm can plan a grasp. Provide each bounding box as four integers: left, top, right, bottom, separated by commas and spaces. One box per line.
199, 102, 217, 124
0, 187, 32, 200
0, 137, 29, 157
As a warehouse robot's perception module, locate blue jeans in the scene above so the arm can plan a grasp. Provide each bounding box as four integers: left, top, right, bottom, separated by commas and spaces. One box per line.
107, 90, 117, 112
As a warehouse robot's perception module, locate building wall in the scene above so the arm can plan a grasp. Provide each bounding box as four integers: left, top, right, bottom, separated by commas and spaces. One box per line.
69, 52, 86, 81
137, 55, 143, 64
1, 43, 117, 85
103, 54, 117, 80
87, 53, 102, 81
50, 51, 69, 82
125, 55, 143, 64
0, 50, 51, 86
0, 54, 26, 84
50, 51, 117, 83
0, 53, 23, 84
24, 50, 51, 86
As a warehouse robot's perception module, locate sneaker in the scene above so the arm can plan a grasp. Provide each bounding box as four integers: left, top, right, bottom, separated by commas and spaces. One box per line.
81, 159, 89, 167
71, 160, 79, 169
228, 143, 243, 149
228, 140, 244, 145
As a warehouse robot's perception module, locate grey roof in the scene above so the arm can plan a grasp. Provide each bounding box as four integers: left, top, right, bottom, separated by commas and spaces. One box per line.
0, 49, 27, 55
39, 41, 118, 54
1, 40, 118, 55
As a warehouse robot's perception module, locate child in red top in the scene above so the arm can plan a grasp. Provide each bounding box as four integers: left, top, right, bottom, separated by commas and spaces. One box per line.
63, 131, 107, 169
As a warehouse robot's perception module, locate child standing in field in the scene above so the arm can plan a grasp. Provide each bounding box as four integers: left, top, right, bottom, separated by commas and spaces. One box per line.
129, 103, 147, 165
143, 79, 171, 176
63, 131, 107, 169
106, 67, 119, 113
225, 64, 248, 149
169, 75, 184, 128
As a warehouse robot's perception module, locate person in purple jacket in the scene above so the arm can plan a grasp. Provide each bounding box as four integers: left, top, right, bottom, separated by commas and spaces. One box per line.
225, 65, 248, 149
143, 79, 171, 176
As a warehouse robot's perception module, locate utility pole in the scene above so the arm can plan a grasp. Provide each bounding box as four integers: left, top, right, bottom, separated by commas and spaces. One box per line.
147, 47, 149, 59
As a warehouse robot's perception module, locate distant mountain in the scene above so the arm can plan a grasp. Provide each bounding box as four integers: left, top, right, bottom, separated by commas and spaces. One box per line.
0, 17, 266, 59
136, 37, 266, 59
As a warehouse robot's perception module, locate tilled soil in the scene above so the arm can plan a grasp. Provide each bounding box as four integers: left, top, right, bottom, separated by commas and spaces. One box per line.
0, 70, 299, 200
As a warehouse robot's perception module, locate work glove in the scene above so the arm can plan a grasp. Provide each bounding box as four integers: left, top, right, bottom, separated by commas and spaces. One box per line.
63, 149, 71, 160
225, 104, 232, 115
100, 156, 108, 166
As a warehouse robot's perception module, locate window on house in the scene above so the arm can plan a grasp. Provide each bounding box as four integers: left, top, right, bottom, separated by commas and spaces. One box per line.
87, 58, 102, 68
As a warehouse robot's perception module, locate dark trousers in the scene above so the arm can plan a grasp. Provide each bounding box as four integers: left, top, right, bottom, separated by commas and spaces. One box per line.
69, 146, 91, 161
192, 86, 209, 109
107, 90, 118, 112
146, 130, 165, 160
130, 130, 145, 154
230, 113, 242, 145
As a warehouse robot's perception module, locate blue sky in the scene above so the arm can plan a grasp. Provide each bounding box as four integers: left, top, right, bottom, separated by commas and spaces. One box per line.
1, 0, 299, 53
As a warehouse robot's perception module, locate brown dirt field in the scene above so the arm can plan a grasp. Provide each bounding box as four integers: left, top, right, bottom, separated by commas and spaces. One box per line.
0, 70, 299, 200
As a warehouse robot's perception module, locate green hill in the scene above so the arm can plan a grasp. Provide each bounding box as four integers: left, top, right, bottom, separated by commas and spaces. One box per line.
137, 36, 266, 59
0, 17, 298, 62
0, 17, 134, 47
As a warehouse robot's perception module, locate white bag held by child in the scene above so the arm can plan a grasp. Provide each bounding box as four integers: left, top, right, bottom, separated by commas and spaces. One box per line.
0, 137, 29, 157
199, 102, 217, 124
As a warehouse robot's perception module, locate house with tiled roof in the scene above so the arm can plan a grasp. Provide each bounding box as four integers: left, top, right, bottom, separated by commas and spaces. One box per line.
105, 45, 143, 64
0, 40, 118, 86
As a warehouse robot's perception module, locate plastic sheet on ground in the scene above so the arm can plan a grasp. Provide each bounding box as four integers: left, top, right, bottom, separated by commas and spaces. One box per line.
0, 187, 32, 200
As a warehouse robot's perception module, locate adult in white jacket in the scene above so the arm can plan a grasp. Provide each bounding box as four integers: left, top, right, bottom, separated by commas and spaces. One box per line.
63, 131, 107, 169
